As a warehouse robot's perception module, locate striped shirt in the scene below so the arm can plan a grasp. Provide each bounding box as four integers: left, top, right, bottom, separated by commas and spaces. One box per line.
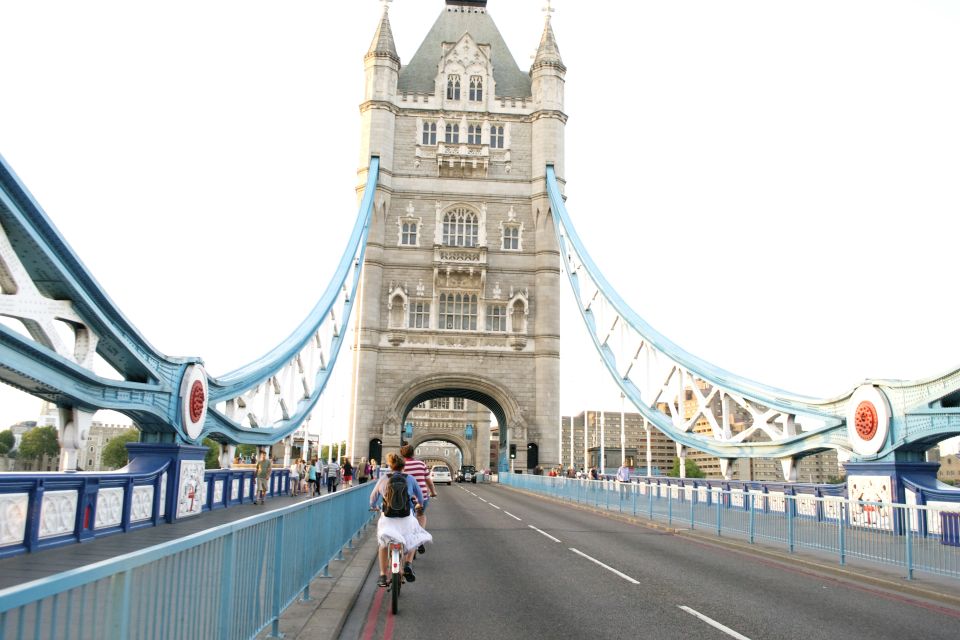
403, 457, 430, 496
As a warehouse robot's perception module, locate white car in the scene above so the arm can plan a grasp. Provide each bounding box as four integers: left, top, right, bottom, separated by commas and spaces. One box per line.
430, 465, 452, 485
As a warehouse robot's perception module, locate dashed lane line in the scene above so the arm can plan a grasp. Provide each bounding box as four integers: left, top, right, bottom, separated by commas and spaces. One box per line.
504, 511, 522, 521
569, 548, 640, 585
478, 497, 488, 503
489, 503, 501, 509
678, 606, 752, 640
529, 525, 561, 543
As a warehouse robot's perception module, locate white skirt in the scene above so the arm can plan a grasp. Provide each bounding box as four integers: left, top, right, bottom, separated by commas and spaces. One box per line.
376, 512, 433, 550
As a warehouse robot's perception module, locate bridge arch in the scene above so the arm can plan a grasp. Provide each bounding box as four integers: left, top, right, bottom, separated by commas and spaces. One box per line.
383, 373, 527, 468
410, 434, 470, 467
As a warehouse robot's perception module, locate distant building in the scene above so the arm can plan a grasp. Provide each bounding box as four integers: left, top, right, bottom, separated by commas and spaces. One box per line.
85, 423, 138, 471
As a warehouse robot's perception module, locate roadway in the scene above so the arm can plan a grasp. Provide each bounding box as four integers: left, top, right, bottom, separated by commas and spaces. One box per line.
343, 481, 960, 640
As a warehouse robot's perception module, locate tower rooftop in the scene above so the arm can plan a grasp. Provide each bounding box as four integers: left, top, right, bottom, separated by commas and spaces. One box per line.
399, 2, 530, 98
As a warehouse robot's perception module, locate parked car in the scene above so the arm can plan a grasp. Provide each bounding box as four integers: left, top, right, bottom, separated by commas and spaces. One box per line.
457, 465, 477, 483
430, 465, 452, 485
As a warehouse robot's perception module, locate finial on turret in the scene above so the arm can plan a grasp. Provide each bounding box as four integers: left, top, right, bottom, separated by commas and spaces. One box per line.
543, 0, 555, 21
381, 0, 392, 13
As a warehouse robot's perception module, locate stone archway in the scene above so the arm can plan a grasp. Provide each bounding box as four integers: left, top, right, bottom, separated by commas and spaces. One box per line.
410, 433, 471, 467
382, 373, 528, 470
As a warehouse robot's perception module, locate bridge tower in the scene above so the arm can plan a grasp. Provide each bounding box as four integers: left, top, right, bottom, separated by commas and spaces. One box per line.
351, 0, 565, 472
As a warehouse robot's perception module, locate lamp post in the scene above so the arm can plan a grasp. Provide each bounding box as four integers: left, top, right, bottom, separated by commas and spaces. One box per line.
599, 409, 605, 475
620, 392, 626, 468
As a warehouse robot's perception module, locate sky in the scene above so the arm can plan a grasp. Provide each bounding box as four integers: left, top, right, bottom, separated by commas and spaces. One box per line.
1, 1, 959, 450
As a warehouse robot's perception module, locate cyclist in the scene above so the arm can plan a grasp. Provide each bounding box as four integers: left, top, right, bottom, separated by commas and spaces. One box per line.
369, 453, 432, 587
399, 444, 437, 555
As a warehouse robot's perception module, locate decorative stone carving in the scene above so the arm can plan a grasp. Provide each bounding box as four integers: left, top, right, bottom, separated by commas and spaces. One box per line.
131, 485, 154, 522
492, 282, 502, 299
213, 480, 224, 506
232, 478, 241, 500
0, 493, 29, 546
177, 461, 206, 518
160, 472, 167, 517
95, 487, 124, 529
39, 490, 78, 539
384, 411, 401, 437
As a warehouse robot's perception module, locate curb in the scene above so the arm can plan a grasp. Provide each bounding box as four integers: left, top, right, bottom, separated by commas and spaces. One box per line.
497, 483, 960, 610
257, 523, 379, 640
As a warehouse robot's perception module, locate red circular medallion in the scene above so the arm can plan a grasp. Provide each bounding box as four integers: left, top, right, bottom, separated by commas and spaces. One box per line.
189, 380, 205, 423
854, 401, 878, 441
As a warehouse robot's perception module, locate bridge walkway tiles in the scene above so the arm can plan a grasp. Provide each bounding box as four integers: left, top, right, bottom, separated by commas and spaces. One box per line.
0, 494, 312, 590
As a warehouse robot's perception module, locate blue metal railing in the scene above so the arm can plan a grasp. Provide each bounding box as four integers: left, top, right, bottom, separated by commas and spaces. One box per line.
0, 466, 290, 559
501, 473, 960, 581
0, 483, 374, 639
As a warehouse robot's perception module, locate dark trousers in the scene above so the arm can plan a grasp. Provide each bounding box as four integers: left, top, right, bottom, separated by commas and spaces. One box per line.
327, 477, 337, 493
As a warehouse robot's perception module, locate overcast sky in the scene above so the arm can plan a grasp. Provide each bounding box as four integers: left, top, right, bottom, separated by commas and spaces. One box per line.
1, 1, 958, 450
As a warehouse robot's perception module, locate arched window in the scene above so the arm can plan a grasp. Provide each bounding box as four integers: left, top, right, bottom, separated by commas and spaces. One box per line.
469, 76, 483, 101
408, 300, 430, 329
421, 121, 437, 145
490, 125, 505, 149
401, 221, 417, 246
442, 208, 479, 247
446, 75, 461, 100
439, 292, 478, 330
486, 304, 507, 332
445, 123, 460, 144
467, 123, 482, 145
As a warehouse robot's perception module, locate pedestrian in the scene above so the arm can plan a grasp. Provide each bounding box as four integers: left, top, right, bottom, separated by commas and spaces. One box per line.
327, 457, 341, 493
342, 458, 354, 487
370, 458, 380, 480
289, 457, 300, 496
358, 457, 370, 484
255, 450, 272, 505
308, 458, 318, 496
299, 459, 309, 495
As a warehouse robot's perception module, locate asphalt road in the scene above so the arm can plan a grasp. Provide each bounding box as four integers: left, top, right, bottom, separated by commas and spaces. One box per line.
342, 482, 960, 640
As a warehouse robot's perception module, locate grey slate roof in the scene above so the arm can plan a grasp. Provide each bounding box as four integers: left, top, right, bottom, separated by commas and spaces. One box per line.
398, 6, 531, 98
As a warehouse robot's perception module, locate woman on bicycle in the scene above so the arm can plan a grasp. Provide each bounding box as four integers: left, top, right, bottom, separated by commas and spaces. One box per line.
369, 453, 432, 587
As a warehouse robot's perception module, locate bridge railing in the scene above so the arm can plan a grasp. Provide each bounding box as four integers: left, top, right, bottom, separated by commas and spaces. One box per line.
0, 483, 374, 640
502, 473, 960, 581
0, 466, 290, 559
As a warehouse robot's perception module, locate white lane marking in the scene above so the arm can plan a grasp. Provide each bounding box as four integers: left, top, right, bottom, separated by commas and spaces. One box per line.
478, 497, 488, 503
528, 525, 561, 543
569, 548, 640, 585
678, 606, 752, 640
489, 503, 501, 510
504, 511, 522, 521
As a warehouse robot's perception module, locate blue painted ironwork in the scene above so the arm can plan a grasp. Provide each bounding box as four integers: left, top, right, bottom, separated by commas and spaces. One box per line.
503, 472, 960, 580
545, 165, 960, 463
0, 484, 373, 639
0, 464, 289, 559
0, 155, 380, 445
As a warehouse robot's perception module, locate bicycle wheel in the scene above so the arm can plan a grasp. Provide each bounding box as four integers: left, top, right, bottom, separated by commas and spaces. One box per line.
391, 573, 401, 614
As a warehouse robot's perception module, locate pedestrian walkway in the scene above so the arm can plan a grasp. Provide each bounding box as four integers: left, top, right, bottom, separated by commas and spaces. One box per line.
0, 494, 305, 590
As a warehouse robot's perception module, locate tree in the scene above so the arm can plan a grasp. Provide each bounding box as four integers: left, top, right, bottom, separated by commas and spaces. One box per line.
0, 429, 14, 455
667, 457, 706, 478
17, 426, 60, 464
204, 438, 221, 469
101, 430, 140, 469
236, 444, 257, 461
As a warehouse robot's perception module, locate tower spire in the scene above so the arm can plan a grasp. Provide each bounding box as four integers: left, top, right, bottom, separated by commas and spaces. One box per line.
532, 0, 564, 71
367, 0, 399, 62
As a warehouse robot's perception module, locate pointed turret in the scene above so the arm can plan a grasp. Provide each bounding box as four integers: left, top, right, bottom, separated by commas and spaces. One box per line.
367, 3, 400, 64
531, 10, 565, 73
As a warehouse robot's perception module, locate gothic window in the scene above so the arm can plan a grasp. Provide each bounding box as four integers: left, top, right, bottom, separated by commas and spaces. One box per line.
446, 75, 461, 100
486, 304, 507, 332
490, 125, 505, 149
408, 301, 430, 329
502, 225, 520, 250
442, 208, 479, 247
469, 76, 483, 101
439, 292, 478, 330
422, 121, 437, 145
453, 397, 465, 410
401, 221, 418, 246
467, 123, 482, 145
445, 123, 460, 144
430, 398, 450, 410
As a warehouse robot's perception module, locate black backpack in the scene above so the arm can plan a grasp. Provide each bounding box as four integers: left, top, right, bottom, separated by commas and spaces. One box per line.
383, 472, 411, 518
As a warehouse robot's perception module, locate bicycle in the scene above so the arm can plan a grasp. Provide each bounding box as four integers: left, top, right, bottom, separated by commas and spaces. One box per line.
388, 540, 404, 614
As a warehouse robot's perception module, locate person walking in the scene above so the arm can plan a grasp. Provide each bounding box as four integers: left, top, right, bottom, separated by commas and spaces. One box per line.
307, 458, 318, 496
255, 450, 272, 505
399, 444, 436, 555
289, 458, 301, 496
327, 457, 341, 493
358, 457, 370, 485
342, 458, 354, 487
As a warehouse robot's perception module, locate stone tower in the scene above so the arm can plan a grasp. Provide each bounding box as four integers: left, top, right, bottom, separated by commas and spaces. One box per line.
351, 0, 565, 472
